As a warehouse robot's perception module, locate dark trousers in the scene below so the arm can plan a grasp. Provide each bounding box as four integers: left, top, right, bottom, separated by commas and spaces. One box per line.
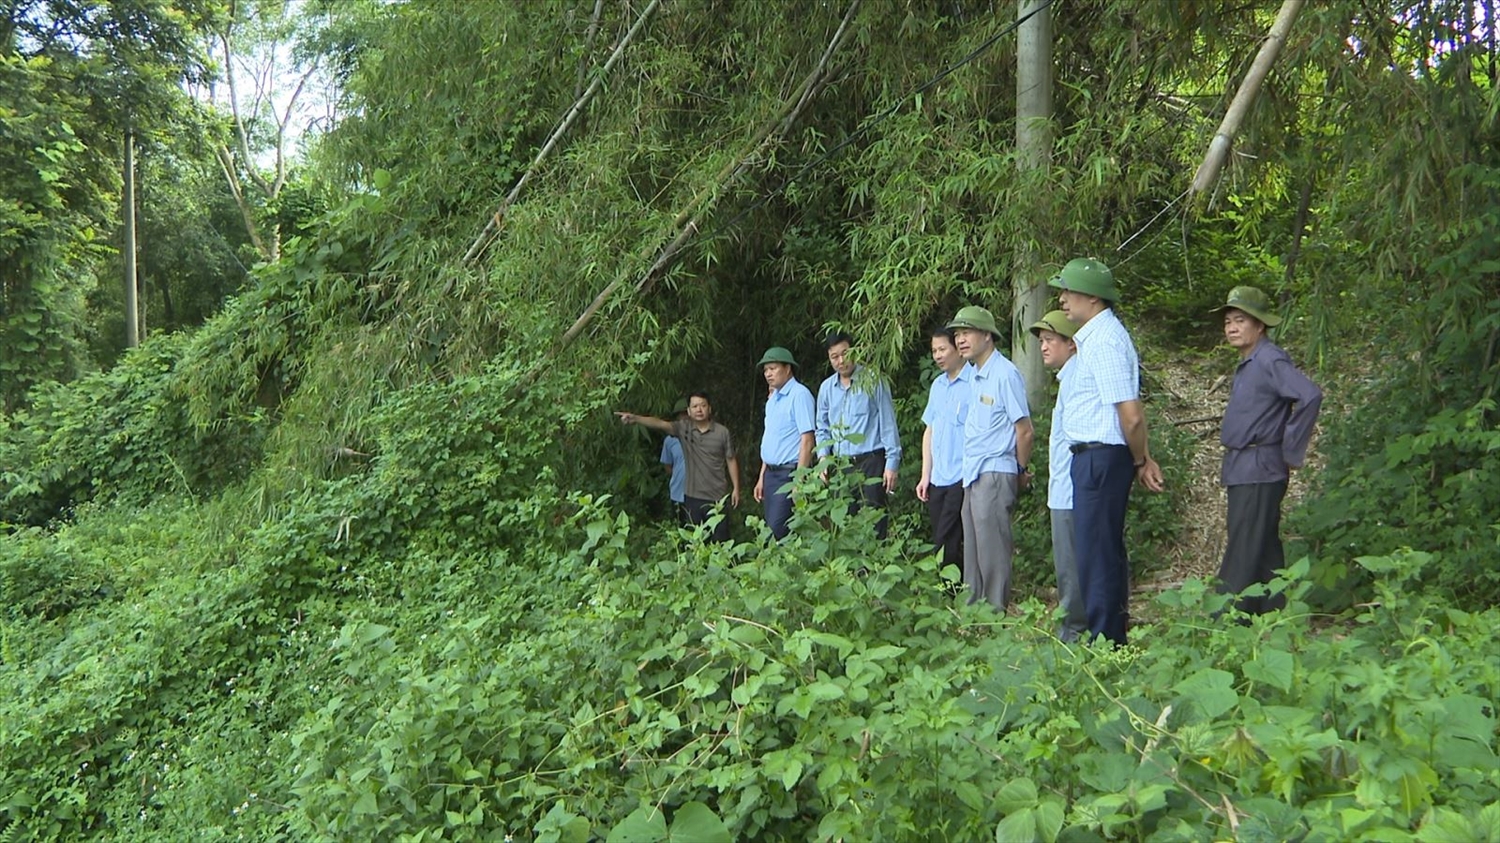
684, 496, 731, 542
1218, 480, 1288, 614
1071, 445, 1135, 645
847, 449, 889, 539
762, 465, 796, 540
927, 482, 964, 580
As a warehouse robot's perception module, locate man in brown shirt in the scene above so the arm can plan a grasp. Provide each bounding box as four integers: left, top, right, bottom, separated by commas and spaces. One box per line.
617, 392, 741, 541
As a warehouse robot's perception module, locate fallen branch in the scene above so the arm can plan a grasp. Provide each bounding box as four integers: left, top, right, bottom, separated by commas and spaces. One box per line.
1190, 0, 1305, 195
1173, 414, 1221, 427
556, 0, 862, 348
461, 0, 663, 265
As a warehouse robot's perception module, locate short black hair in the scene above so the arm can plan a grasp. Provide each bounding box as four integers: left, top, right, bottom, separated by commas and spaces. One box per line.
688, 390, 712, 404
930, 325, 956, 344
824, 331, 854, 350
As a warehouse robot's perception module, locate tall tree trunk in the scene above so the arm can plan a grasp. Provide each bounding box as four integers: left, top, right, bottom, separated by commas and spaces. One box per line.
1012, 0, 1052, 404
123, 130, 140, 348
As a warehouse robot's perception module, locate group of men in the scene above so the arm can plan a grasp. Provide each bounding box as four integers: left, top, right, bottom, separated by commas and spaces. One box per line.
618, 256, 1321, 644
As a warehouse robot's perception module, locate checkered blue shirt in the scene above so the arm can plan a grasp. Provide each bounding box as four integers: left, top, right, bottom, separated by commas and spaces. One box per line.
1060, 308, 1139, 446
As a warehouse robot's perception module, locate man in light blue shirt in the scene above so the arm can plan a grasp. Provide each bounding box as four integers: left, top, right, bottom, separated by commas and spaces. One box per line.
660, 398, 689, 524
1031, 311, 1086, 641
947, 306, 1033, 611
1052, 258, 1163, 645
816, 332, 902, 539
754, 346, 816, 540
917, 326, 970, 582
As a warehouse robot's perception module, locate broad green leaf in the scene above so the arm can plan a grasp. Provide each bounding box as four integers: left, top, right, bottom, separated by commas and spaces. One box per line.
606, 806, 667, 843
1172, 668, 1238, 719
1035, 797, 1065, 843
352, 790, 378, 815
1244, 648, 1295, 692
666, 802, 731, 843
994, 807, 1037, 843
535, 802, 590, 843
1414, 807, 1477, 843
994, 777, 1039, 814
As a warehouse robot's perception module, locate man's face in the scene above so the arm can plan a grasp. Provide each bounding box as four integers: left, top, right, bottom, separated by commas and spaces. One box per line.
688, 395, 711, 422
1057, 289, 1091, 323
953, 327, 992, 362
931, 335, 962, 373
1038, 330, 1075, 369
827, 341, 855, 379
1223, 309, 1265, 351
763, 362, 793, 390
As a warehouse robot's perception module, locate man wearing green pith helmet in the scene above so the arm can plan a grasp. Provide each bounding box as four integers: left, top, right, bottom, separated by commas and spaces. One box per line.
1214, 286, 1322, 615
1051, 258, 1162, 646
947, 305, 1033, 612
754, 347, 816, 540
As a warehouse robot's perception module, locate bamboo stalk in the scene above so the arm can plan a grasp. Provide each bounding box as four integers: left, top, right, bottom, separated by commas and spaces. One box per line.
1190, 0, 1305, 195
461, 0, 662, 265
555, 0, 862, 349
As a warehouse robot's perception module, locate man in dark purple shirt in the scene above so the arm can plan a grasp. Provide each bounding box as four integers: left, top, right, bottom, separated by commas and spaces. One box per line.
1216, 286, 1323, 614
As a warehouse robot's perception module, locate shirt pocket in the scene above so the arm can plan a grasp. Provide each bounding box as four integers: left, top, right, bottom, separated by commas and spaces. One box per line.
839, 394, 871, 436
968, 393, 1000, 433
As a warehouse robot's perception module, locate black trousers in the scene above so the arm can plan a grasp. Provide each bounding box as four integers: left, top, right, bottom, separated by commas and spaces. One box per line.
846, 449, 890, 539
684, 496, 732, 542
1218, 480, 1288, 615
927, 482, 964, 580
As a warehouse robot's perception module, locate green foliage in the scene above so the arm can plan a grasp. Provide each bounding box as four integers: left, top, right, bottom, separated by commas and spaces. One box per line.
1294, 400, 1500, 609
0, 334, 266, 526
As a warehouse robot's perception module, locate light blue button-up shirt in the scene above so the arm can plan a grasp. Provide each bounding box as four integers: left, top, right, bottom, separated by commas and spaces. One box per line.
961, 352, 1030, 486
921, 366, 971, 488
761, 378, 816, 466
1048, 358, 1076, 510
660, 436, 685, 503
1061, 308, 1138, 446
816, 368, 902, 471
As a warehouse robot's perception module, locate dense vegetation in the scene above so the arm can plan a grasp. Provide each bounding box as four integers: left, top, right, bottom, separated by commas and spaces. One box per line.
2, 0, 1499, 840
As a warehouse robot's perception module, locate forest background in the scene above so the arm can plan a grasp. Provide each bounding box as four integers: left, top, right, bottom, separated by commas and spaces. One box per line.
2, 0, 1500, 841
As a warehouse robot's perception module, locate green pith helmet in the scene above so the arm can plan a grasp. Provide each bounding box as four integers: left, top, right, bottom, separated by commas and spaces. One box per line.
1047, 257, 1119, 303
947, 305, 1001, 339
756, 346, 798, 369
1214, 285, 1282, 327
671, 397, 690, 415
1029, 309, 1078, 339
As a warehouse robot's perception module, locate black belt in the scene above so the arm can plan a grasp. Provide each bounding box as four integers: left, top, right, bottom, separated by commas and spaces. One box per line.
1069, 441, 1125, 455
766, 462, 798, 471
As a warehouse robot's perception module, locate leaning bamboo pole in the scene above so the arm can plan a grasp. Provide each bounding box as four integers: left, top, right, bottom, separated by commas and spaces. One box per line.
1190, 0, 1305, 195
461, 0, 662, 265
555, 0, 863, 349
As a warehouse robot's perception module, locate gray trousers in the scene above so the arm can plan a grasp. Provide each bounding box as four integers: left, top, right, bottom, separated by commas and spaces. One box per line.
961, 472, 1018, 611
1050, 509, 1088, 641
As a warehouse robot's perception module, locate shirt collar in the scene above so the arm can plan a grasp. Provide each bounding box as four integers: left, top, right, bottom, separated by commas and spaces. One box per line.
775, 378, 800, 397
1236, 338, 1273, 370
1073, 307, 1117, 344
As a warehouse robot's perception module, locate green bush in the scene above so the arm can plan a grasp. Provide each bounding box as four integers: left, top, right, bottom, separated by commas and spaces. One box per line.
1293, 399, 1500, 609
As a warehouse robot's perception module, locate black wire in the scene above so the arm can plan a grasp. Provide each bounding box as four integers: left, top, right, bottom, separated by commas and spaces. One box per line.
708, 0, 1056, 239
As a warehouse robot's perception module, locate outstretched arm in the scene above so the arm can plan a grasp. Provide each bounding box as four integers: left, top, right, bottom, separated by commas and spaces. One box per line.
615, 411, 674, 435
